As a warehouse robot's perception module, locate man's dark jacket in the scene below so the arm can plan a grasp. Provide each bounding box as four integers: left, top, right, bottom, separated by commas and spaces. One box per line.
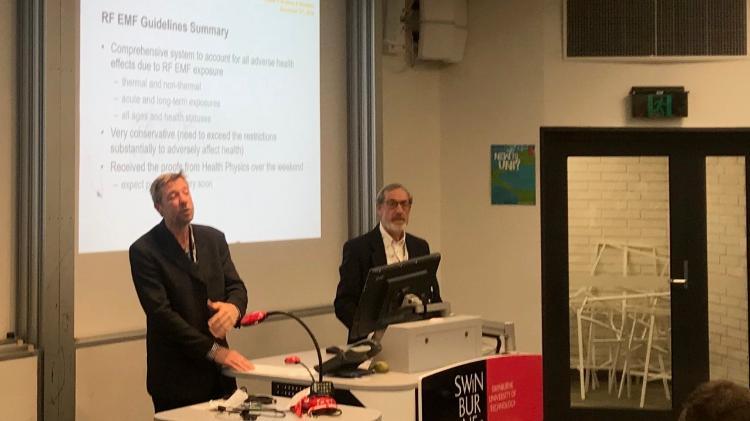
334, 225, 440, 341
130, 221, 247, 407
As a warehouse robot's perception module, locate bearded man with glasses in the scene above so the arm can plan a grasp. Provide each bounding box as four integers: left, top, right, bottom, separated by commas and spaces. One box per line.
334, 183, 441, 342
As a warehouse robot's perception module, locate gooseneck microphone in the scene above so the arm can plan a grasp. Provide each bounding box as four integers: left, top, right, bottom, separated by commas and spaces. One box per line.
284, 355, 316, 384
240, 310, 333, 396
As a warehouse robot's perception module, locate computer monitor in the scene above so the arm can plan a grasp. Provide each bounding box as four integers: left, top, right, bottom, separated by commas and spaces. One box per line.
349, 253, 442, 342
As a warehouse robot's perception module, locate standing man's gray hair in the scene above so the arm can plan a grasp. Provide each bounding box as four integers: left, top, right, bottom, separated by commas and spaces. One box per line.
149, 171, 187, 205
376, 183, 413, 205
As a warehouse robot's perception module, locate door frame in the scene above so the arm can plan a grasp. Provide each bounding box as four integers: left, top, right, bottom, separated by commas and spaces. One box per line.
540, 127, 750, 420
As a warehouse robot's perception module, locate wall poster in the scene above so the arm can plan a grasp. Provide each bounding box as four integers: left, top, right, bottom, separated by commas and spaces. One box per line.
491, 144, 535, 205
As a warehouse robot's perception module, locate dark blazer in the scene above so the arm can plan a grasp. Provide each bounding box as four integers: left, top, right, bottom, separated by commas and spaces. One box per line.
129, 221, 247, 407
334, 225, 440, 341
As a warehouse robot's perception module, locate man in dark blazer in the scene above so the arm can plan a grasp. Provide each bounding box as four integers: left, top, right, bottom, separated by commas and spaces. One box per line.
334, 183, 441, 342
130, 172, 253, 413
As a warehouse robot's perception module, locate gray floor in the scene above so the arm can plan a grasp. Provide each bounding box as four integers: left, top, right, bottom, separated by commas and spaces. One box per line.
570, 375, 672, 410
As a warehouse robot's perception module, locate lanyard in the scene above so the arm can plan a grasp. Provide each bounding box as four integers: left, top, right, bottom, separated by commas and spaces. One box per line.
188, 225, 197, 263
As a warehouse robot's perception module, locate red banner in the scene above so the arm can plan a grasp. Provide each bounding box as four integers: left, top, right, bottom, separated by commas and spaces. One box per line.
419, 354, 542, 421
486, 355, 543, 421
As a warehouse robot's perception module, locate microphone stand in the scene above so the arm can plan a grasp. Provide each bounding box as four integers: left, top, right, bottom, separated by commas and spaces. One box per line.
241, 310, 334, 397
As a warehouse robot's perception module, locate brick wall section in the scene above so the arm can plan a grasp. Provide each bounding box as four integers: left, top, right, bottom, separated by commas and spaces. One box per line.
568, 157, 670, 277
567, 157, 749, 387
706, 156, 749, 387
567, 157, 670, 369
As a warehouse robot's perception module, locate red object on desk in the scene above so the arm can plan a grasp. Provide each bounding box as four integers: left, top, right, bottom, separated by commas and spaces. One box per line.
292, 395, 340, 417
284, 355, 301, 365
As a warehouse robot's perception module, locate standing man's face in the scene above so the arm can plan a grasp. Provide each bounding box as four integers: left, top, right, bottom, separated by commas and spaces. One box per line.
377, 187, 412, 239
155, 177, 194, 228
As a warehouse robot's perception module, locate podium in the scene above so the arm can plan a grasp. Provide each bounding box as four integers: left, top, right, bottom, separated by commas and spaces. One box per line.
229, 315, 539, 421
230, 352, 541, 421
376, 315, 482, 373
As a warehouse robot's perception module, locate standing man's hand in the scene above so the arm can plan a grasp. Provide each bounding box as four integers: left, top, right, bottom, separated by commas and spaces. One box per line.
214, 347, 254, 372
207, 300, 240, 339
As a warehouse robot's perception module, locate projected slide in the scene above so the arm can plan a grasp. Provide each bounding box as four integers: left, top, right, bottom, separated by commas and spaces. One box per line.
79, 0, 320, 253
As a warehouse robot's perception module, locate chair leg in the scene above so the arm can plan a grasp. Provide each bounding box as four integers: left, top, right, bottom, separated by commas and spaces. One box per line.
591, 340, 600, 390
590, 243, 605, 275
658, 353, 671, 401
577, 312, 586, 400
617, 357, 629, 398
618, 315, 638, 399
640, 315, 656, 408
610, 341, 622, 395
585, 323, 594, 392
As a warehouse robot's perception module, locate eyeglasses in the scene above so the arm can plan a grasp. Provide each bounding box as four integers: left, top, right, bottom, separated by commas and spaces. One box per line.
384, 199, 412, 210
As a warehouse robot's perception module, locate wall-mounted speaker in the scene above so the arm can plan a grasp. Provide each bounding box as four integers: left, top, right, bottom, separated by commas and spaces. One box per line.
417, 0, 467, 63
399, 0, 468, 64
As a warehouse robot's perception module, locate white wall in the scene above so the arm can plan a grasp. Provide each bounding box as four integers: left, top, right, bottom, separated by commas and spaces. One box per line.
0, 0, 16, 338
76, 342, 151, 421
0, 356, 37, 421
382, 0, 547, 352
441, 0, 545, 352
381, 55, 443, 252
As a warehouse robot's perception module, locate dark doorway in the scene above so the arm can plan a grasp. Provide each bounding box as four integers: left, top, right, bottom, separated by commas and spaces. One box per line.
541, 128, 750, 420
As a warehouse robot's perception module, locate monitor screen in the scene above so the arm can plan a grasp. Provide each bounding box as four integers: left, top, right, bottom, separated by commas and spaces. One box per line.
349, 253, 442, 341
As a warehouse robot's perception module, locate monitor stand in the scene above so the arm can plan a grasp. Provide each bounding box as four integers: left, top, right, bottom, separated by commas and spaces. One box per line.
371, 301, 451, 344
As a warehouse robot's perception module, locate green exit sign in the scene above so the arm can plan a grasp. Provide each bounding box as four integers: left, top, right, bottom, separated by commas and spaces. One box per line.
630, 87, 688, 118
647, 94, 673, 117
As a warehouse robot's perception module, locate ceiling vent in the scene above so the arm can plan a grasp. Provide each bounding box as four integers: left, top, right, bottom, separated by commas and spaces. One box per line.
566, 0, 747, 58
